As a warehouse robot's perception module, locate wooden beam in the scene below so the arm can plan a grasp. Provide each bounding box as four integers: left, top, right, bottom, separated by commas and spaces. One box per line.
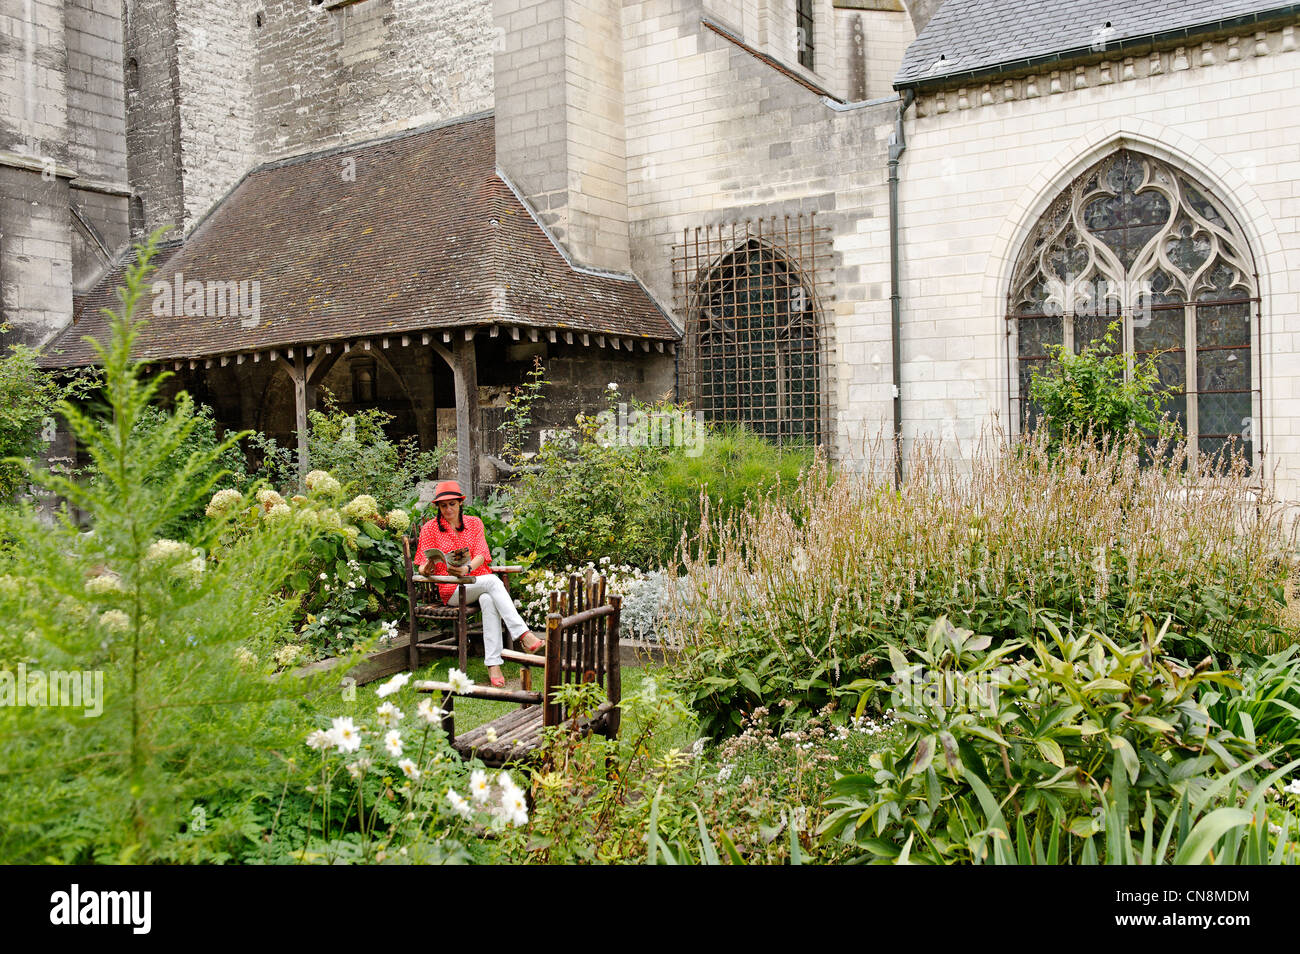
509, 326, 520, 341
286, 347, 294, 360
527, 328, 538, 342
547, 330, 557, 343
401, 335, 410, 347
624, 338, 634, 351
237, 354, 245, 365
655, 341, 664, 353
305, 346, 313, 358
325, 343, 333, 354
220, 355, 229, 367
343, 341, 352, 353
578, 334, 587, 347
173, 361, 182, 370
443, 332, 452, 343
285, 359, 310, 485
382, 337, 389, 349
204, 358, 212, 369
254, 352, 261, 363
268, 350, 278, 362
597, 336, 606, 348
640, 339, 650, 352
489, 325, 499, 338
669, 343, 676, 355
464, 328, 474, 341
421, 333, 429, 346
362, 339, 371, 351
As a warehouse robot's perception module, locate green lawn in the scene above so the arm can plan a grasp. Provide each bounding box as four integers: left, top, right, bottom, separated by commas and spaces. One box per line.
302, 650, 674, 740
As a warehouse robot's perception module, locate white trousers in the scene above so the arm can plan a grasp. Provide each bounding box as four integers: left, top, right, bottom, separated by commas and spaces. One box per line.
446, 573, 529, 666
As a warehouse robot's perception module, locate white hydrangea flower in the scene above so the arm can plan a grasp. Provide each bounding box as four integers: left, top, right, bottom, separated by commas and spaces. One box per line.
273, 644, 301, 668
205, 488, 244, 517
256, 488, 286, 510
98, 609, 130, 633
146, 539, 188, 562
85, 572, 125, 596
342, 495, 380, 521
385, 509, 410, 533
262, 502, 291, 522
304, 470, 331, 491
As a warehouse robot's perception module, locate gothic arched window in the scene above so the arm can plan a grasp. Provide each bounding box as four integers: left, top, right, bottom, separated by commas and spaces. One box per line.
1009, 149, 1259, 468
684, 237, 823, 444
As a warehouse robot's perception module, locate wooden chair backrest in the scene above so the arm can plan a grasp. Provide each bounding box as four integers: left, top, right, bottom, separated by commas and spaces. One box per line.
542, 571, 622, 727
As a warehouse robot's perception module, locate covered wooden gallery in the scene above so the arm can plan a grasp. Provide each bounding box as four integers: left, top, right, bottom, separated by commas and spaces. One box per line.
42, 115, 680, 497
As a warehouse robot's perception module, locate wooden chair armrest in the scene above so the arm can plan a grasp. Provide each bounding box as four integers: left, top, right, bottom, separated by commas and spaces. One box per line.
499, 648, 546, 668
413, 574, 474, 584
414, 680, 543, 705
493, 565, 525, 574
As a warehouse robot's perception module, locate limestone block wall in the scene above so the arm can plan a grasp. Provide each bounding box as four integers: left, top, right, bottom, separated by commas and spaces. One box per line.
0, 0, 126, 347
252, 0, 495, 164
623, 0, 899, 460
897, 25, 1300, 503
494, 0, 631, 273
174, 0, 257, 230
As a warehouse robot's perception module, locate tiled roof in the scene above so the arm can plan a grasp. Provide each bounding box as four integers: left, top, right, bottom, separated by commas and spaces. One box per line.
42, 114, 677, 369
895, 0, 1300, 88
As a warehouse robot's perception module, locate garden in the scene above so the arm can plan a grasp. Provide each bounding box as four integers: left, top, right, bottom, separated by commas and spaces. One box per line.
1, 234, 1298, 866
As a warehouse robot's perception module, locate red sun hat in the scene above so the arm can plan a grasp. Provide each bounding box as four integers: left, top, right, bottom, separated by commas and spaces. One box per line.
431, 480, 466, 504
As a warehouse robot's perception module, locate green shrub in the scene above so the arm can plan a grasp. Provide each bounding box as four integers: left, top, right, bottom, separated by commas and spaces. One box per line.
1026, 318, 1180, 454
0, 233, 330, 863
0, 342, 99, 502
820, 615, 1300, 864
665, 428, 1297, 734
88, 402, 249, 541
305, 398, 448, 510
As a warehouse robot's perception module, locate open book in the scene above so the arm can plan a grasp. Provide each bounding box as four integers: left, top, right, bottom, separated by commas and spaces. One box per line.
418, 547, 471, 576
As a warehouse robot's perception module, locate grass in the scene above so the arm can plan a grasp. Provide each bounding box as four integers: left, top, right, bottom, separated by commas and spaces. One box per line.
302, 650, 673, 740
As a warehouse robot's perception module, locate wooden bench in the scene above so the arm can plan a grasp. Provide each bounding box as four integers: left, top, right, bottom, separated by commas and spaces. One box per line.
415, 572, 623, 768
401, 533, 524, 672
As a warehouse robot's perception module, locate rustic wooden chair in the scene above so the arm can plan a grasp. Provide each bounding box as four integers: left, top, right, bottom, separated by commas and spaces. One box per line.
414, 572, 623, 768
401, 526, 524, 673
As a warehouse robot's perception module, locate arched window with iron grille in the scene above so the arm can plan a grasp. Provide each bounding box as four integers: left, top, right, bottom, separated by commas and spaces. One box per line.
677, 220, 829, 446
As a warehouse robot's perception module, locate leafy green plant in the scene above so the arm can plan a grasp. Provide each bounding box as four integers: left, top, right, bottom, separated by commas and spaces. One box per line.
1026, 318, 1181, 455
0, 232, 329, 863
0, 341, 100, 501
820, 614, 1296, 864
305, 397, 448, 509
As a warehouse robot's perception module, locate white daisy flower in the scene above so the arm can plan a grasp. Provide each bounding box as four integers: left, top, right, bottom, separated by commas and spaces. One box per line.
328, 716, 361, 754
447, 668, 474, 693
469, 769, 491, 804
376, 672, 412, 698
384, 729, 403, 757
305, 729, 332, 750
375, 701, 402, 727
398, 758, 421, 780
447, 790, 472, 819
416, 697, 445, 724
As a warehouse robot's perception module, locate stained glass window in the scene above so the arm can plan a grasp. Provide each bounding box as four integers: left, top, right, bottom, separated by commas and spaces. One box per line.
1008, 149, 1258, 469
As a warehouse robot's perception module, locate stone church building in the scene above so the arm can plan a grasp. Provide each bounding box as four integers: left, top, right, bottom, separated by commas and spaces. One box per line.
3, 0, 1298, 505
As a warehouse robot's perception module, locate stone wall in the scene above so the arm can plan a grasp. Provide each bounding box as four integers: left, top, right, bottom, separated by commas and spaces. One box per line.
0, 0, 126, 347
494, 0, 631, 273
622, 0, 900, 458
252, 0, 495, 163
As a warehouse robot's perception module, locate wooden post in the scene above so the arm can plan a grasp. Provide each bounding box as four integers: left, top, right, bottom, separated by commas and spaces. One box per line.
454, 335, 479, 500
286, 350, 331, 487
543, 613, 562, 727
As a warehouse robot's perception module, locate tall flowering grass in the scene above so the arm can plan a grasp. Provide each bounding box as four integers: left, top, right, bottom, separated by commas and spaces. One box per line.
664, 424, 1299, 733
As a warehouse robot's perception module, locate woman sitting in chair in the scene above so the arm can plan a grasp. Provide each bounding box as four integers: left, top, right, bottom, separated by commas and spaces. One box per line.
414, 480, 544, 688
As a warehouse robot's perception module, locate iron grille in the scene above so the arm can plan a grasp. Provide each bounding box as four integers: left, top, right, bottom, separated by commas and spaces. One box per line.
673, 214, 832, 447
